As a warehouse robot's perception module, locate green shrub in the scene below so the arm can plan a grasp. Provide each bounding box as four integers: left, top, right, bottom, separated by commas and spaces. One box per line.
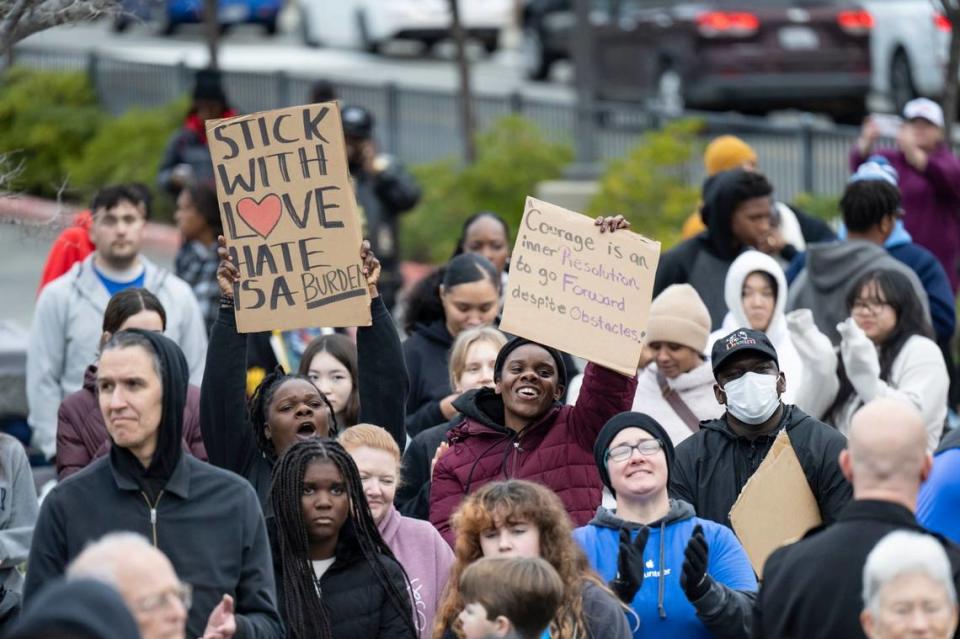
70, 98, 188, 221
792, 192, 840, 226
588, 118, 704, 250
400, 116, 573, 263
0, 67, 102, 198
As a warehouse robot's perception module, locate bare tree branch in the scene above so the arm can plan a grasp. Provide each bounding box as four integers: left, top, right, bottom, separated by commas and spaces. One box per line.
0, 0, 121, 51
938, 0, 960, 141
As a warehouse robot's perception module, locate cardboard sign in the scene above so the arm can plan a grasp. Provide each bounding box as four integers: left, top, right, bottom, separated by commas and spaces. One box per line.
500, 197, 661, 376
207, 102, 371, 333
729, 430, 822, 577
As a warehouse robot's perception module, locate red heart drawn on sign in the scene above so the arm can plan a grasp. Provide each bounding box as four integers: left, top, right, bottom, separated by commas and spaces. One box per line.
236, 194, 282, 239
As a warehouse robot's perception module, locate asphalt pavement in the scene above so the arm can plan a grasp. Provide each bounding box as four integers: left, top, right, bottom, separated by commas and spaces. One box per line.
17, 17, 574, 101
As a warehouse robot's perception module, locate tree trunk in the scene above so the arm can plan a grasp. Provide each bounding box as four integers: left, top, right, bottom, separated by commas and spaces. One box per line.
944, 6, 960, 142
204, 0, 220, 70
448, 0, 476, 162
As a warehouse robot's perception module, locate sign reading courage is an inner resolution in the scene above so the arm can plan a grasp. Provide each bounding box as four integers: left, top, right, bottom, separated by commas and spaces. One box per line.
207, 102, 371, 333
500, 197, 661, 376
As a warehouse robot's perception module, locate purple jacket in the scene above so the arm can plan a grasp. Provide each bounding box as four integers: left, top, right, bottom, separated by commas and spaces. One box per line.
56, 364, 208, 479
851, 145, 960, 292
378, 505, 453, 639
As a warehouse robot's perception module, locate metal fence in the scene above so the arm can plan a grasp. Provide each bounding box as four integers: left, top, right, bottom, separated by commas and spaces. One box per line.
9, 45, 866, 202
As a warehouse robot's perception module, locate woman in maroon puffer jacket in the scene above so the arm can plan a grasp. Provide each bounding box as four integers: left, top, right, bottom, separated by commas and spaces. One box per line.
55, 288, 206, 479
428, 216, 638, 545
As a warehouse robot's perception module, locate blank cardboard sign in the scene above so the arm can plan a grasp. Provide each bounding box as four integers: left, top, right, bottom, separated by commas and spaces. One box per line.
500, 197, 661, 376
207, 102, 371, 333
729, 429, 822, 577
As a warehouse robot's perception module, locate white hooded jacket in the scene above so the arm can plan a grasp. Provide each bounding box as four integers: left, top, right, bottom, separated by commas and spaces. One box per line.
709, 250, 802, 404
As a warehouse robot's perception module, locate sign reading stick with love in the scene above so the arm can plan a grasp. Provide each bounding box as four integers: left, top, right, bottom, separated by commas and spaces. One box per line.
207, 102, 372, 333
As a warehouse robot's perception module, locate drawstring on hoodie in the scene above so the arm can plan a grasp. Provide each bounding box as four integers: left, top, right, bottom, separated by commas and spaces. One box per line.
657, 519, 667, 619
463, 435, 513, 496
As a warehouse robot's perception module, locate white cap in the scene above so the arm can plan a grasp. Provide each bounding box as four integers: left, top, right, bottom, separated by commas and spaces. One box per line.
903, 98, 945, 128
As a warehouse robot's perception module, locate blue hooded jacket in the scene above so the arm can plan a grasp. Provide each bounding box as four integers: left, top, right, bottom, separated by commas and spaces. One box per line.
917, 428, 960, 544
573, 500, 757, 639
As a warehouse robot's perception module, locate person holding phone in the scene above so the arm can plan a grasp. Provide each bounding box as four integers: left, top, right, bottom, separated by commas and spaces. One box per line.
853, 99, 960, 294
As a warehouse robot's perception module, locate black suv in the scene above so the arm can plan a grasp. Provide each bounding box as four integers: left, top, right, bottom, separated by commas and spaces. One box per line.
523, 0, 873, 118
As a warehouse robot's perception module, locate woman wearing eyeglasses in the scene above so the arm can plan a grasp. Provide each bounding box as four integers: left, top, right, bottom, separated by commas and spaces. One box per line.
788, 268, 947, 452
573, 412, 757, 638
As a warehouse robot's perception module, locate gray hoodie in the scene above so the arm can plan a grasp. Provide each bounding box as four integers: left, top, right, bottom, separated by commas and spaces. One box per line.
787, 240, 930, 344
0, 434, 39, 620
27, 254, 207, 459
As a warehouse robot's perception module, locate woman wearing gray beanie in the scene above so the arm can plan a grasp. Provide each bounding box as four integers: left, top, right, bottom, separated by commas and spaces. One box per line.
567, 284, 722, 446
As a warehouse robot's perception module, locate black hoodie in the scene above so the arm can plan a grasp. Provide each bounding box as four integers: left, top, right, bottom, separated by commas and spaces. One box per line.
9, 578, 139, 639
653, 171, 750, 329
25, 333, 283, 639
403, 320, 455, 437
109, 329, 187, 501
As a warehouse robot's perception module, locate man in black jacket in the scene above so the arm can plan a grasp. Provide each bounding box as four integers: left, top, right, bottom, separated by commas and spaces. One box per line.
753, 398, 960, 639
24, 330, 282, 639
342, 104, 420, 311
670, 328, 852, 527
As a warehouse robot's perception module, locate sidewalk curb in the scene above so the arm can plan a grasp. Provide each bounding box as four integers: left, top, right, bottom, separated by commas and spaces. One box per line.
0, 194, 181, 254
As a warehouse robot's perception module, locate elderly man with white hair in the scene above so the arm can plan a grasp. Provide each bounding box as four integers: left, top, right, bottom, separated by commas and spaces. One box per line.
68, 532, 235, 639
753, 398, 960, 639
861, 530, 959, 639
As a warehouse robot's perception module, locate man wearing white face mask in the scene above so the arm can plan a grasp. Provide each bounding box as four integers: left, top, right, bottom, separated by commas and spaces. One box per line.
669, 328, 852, 528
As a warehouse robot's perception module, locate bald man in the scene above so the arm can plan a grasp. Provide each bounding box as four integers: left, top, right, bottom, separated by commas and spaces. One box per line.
753, 399, 960, 639
67, 533, 236, 639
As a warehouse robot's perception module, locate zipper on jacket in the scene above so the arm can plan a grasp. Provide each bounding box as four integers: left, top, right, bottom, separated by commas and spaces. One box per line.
141, 491, 165, 546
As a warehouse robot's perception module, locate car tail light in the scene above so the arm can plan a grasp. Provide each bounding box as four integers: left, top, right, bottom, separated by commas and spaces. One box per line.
935, 13, 952, 33
837, 9, 874, 35
697, 11, 760, 37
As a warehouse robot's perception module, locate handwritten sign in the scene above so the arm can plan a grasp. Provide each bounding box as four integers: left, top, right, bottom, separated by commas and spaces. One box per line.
500, 197, 661, 376
207, 102, 371, 333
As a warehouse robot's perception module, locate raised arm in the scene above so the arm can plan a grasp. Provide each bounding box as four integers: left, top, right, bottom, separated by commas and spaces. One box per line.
199, 238, 258, 476
356, 242, 409, 451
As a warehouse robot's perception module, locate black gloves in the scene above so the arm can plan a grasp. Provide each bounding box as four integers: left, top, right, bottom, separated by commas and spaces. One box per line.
681, 524, 711, 602
609, 527, 649, 603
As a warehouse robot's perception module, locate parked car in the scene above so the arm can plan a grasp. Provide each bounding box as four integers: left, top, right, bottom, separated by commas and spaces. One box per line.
156, 0, 282, 36
861, 0, 953, 113
525, 0, 874, 120
299, 0, 513, 53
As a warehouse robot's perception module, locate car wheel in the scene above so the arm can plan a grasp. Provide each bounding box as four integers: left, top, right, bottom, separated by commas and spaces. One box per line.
521, 26, 551, 81
655, 67, 684, 116
890, 51, 916, 114
356, 9, 381, 54
112, 13, 131, 33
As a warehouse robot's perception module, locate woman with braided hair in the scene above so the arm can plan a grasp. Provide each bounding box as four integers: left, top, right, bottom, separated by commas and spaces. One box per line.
270, 438, 417, 638
200, 236, 408, 508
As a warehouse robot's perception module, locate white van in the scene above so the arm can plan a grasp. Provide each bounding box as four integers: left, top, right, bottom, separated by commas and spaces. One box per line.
299, 0, 513, 53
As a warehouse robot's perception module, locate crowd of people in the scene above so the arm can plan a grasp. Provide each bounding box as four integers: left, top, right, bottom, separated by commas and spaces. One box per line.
6, 71, 960, 639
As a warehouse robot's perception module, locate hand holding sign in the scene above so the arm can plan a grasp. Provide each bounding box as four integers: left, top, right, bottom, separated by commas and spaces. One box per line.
500, 198, 661, 377
207, 102, 372, 333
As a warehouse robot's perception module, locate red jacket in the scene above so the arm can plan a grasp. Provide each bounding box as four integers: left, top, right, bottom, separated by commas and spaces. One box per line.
56, 365, 208, 479
429, 363, 637, 544
37, 211, 95, 295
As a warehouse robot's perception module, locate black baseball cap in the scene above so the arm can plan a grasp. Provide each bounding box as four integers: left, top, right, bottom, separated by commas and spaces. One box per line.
711, 328, 779, 376
341, 105, 374, 139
